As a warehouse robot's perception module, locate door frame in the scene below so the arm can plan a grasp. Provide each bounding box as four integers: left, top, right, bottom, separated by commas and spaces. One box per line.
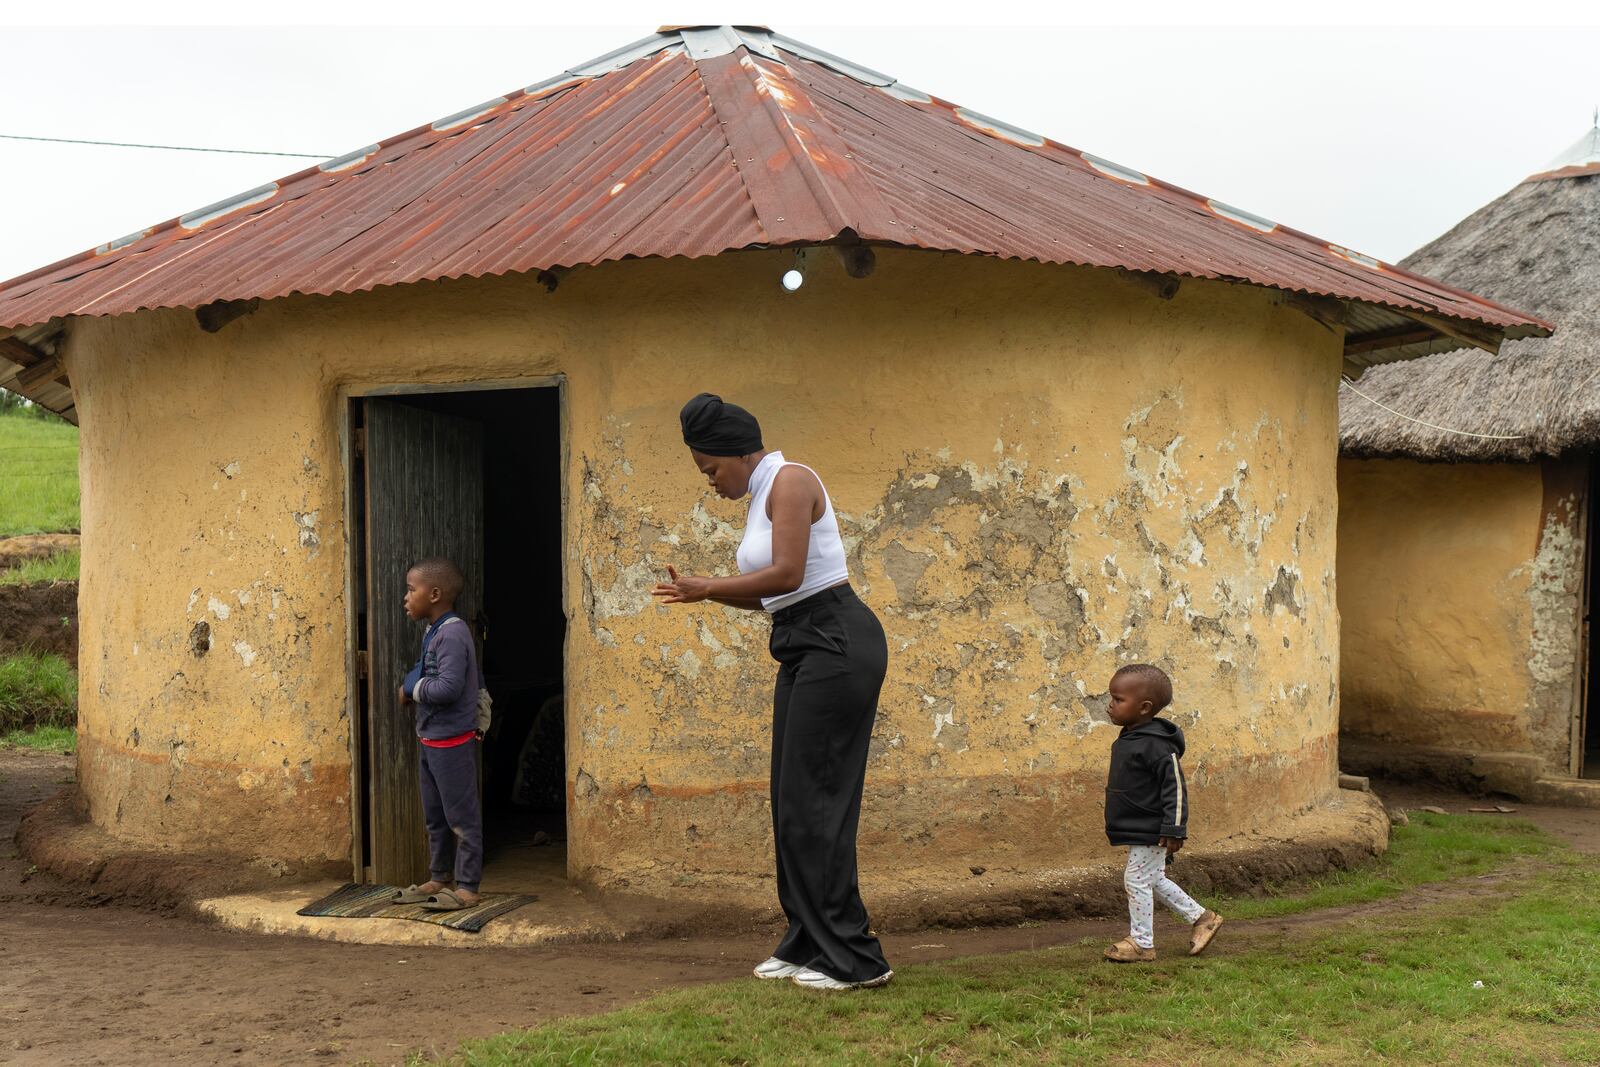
1577, 452, 1598, 777
339, 374, 569, 882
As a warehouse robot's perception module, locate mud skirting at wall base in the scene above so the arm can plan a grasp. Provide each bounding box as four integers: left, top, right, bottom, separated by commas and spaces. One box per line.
19, 785, 1390, 948
1340, 735, 1600, 808
866, 789, 1390, 931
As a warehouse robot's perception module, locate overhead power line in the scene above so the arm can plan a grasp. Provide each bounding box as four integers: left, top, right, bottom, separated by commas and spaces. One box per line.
1340, 375, 1526, 441
0, 133, 330, 159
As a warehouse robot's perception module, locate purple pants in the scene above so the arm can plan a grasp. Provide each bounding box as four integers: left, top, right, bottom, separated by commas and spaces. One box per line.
418, 739, 482, 892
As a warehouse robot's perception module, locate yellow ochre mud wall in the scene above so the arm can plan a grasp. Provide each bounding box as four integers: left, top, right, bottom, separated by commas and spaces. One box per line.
1337, 458, 1583, 775
63, 249, 1344, 893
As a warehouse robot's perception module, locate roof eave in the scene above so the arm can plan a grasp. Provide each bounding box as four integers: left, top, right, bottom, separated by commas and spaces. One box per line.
1339, 303, 1552, 376
0, 321, 76, 423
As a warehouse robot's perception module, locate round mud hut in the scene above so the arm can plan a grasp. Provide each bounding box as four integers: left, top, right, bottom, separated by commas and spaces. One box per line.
0, 27, 1544, 914
1339, 123, 1600, 799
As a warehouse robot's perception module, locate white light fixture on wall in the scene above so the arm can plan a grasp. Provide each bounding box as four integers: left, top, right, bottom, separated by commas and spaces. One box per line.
780, 248, 807, 292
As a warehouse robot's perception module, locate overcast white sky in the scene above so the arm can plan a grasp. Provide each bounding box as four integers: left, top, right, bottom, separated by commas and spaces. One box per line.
4, 5, 1600, 283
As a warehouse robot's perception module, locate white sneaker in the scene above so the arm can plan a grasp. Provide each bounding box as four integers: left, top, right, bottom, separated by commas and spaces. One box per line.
753, 956, 806, 980
791, 967, 894, 990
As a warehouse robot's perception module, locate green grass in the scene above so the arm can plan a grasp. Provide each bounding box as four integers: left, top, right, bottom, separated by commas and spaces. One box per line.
426, 817, 1594, 1067
0, 652, 77, 733
0, 723, 75, 752
0, 549, 79, 585
1214, 811, 1552, 920
0, 410, 79, 537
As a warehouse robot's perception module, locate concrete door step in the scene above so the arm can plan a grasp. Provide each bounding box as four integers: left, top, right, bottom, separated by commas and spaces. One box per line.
1525, 777, 1600, 809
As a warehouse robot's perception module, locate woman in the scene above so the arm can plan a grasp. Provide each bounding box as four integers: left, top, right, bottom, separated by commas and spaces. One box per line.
652, 392, 893, 991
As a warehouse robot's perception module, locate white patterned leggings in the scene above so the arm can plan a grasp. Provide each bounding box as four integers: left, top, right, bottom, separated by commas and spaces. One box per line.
1124, 844, 1206, 949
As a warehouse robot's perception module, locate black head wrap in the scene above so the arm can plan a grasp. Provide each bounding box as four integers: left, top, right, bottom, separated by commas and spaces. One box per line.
679, 392, 763, 457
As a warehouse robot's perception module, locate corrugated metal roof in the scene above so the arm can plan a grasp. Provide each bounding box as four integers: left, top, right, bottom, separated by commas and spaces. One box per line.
0, 25, 1551, 363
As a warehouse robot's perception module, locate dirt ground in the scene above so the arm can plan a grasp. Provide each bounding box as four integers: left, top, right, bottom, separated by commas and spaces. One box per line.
2, 754, 1594, 1067
0, 534, 79, 665
0, 582, 78, 666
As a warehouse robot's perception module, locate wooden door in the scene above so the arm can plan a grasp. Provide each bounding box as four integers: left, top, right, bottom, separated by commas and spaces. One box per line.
361, 398, 485, 884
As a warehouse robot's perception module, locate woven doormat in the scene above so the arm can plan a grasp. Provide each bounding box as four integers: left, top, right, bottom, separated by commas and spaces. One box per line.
297, 884, 537, 933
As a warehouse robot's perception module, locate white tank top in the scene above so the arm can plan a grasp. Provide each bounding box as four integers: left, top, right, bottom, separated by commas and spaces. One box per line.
735, 451, 850, 613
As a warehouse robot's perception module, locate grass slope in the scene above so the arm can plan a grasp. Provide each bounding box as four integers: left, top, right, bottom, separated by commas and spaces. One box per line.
426, 816, 1596, 1066
0, 723, 75, 753
0, 549, 79, 585
0, 411, 79, 537
0, 652, 77, 733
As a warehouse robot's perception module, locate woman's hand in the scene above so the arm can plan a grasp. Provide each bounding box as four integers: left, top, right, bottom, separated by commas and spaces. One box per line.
652, 565, 712, 605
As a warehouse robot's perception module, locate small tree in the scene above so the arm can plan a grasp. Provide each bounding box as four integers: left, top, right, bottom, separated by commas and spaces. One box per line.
0, 387, 60, 420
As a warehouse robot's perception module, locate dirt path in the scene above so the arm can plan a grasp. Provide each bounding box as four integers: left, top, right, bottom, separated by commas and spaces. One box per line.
1, 756, 1593, 1067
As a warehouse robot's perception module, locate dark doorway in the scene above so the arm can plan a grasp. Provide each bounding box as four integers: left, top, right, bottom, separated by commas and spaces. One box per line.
349, 386, 566, 886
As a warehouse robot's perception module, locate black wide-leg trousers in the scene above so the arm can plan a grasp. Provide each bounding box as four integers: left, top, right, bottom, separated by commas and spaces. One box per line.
768, 584, 891, 983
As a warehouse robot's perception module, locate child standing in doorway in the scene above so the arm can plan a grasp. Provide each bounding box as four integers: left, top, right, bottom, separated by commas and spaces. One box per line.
1102, 663, 1223, 962
392, 556, 483, 911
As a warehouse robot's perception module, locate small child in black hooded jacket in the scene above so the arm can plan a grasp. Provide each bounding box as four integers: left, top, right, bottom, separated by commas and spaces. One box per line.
1102, 663, 1224, 962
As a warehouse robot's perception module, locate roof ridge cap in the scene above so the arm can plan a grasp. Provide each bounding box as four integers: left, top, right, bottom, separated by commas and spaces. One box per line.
689, 37, 894, 242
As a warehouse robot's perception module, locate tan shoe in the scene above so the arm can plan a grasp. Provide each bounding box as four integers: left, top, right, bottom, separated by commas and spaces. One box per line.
1189, 910, 1223, 956
1103, 937, 1156, 963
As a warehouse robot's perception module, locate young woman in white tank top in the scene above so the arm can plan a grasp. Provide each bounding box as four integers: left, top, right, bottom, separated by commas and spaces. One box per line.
653, 393, 893, 990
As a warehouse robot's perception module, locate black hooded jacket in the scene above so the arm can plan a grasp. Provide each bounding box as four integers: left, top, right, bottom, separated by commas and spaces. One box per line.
1104, 717, 1189, 846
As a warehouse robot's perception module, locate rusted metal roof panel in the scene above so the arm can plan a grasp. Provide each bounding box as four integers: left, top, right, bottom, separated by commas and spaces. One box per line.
769, 50, 1547, 334
0, 26, 1550, 353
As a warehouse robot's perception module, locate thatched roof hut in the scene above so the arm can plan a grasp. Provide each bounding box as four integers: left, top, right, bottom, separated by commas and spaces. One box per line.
1340, 124, 1600, 462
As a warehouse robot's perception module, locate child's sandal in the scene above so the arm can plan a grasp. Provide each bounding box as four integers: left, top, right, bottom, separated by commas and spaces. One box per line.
422, 888, 478, 911
1189, 910, 1223, 956
391, 883, 434, 904
1103, 937, 1156, 963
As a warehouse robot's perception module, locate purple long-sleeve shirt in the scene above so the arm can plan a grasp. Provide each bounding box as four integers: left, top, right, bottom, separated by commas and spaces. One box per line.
405, 614, 480, 739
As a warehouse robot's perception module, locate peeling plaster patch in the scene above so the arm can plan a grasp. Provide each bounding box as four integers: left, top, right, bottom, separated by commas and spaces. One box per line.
1026, 581, 1087, 629
187, 588, 200, 614
222, 461, 240, 479
675, 649, 702, 680
188, 621, 212, 657
696, 622, 725, 654
929, 699, 966, 750
592, 558, 666, 621
1527, 504, 1582, 688
293, 511, 321, 558
687, 500, 741, 542
883, 541, 935, 606
1263, 566, 1303, 617
207, 597, 232, 620
233, 641, 258, 667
